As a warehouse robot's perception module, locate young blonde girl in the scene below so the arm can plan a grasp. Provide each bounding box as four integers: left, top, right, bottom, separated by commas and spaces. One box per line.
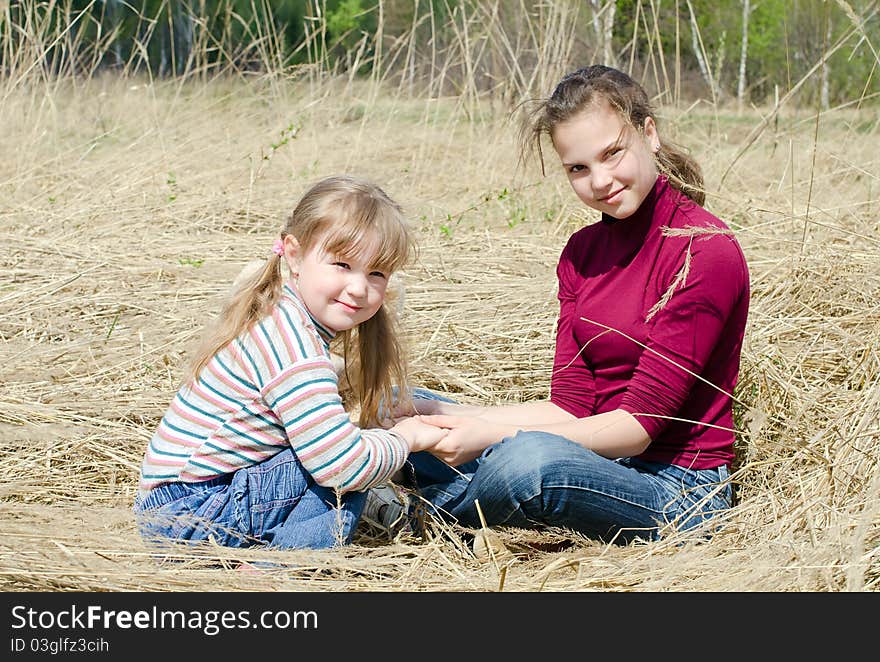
134, 175, 445, 549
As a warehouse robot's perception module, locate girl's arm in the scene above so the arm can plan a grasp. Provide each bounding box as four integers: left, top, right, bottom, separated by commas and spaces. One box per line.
419, 408, 650, 466
524, 409, 650, 456
264, 355, 442, 492
412, 398, 576, 425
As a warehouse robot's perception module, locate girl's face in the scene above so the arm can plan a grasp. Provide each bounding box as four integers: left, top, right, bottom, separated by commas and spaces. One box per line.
551, 102, 659, 220
283, 233, 389, 332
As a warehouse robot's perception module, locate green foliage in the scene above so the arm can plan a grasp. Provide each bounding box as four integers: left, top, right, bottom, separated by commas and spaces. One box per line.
1, 0, 877, 106
327, 0, 369, 49
265, 122, 300, 159
680, 0, 879, 105
439, 213, 456, 238
166, 171, 177, 202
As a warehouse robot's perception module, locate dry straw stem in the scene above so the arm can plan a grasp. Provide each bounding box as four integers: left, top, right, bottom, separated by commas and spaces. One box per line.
1, 56, 879, 590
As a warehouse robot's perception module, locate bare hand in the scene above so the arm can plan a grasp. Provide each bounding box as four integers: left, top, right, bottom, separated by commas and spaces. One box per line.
418, 414, 516, 466
390, 416, 449, 453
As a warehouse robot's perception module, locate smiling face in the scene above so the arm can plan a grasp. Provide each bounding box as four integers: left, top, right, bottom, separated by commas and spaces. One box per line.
551, 101, 660, 220
283, 233, 389, 333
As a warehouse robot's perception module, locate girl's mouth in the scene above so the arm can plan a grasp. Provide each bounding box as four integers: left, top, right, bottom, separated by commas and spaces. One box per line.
601, 187, 625, 204
335, 300, 361, 312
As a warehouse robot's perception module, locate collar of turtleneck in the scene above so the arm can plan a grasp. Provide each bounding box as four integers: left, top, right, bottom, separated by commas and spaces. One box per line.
281, 283, 336, 348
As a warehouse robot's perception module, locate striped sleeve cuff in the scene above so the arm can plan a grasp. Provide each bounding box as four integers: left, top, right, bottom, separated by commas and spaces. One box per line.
353, 428, 410, 490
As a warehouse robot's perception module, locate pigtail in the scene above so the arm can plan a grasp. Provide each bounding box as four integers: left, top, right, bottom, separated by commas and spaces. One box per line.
338, 304, 409, 428
185, 252, 285, 384
656, 141, 705, 206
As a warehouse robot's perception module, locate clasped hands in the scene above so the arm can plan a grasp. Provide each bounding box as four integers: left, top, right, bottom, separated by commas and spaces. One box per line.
388, 398, 515, 467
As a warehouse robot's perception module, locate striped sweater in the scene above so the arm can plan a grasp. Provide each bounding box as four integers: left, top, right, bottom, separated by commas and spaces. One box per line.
138, 283, 409, 494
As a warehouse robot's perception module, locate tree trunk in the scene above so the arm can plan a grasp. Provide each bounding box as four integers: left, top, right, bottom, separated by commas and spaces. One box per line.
603, 1, 616, 68
686, 0, 716, 99
737, 0, 749, 108
590, 0, 617, 67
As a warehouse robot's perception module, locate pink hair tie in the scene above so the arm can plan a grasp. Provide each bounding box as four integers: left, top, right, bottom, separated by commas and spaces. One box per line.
271, 238, 284, 257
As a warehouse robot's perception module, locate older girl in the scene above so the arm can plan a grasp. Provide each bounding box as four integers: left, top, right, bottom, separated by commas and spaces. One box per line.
408, 65, 750, 544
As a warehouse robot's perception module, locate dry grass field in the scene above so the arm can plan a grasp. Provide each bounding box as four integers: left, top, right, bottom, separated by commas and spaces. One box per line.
1, 70, 878, 592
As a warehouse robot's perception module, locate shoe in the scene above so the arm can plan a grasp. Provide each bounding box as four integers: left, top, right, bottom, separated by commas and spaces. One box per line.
362, 484, 411, 535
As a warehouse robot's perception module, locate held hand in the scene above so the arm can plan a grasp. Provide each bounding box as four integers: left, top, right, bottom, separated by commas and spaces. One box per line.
390, 416, 449, 453
418, 414, 515, 467
391, 397, 476, 418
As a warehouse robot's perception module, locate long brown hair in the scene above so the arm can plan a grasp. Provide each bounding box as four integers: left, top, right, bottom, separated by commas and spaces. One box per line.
187, 175, 415, 427
520, 64, 705, 205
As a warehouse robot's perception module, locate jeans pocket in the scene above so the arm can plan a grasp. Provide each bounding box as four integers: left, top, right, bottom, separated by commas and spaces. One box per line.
711, 465, 733, 509
647, 463, 730, 532
244, 449, 310, 535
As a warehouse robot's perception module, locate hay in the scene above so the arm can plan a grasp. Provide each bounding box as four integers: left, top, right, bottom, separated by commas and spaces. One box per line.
1, 75, 877, 591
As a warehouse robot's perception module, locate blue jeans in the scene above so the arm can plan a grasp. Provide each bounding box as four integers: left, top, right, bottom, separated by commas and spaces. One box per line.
133, 447, 366, 550
407, 391, 732, 544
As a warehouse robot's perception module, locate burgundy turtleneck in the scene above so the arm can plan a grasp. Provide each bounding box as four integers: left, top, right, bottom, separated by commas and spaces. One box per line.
550, 176, 750, 469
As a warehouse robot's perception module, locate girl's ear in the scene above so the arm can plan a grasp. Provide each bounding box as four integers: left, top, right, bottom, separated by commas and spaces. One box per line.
282, 235, 302, 276
643, 116, 660, 152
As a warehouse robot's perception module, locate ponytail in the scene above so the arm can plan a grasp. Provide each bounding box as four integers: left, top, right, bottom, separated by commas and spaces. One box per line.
656, 141, 705, 206
338, 304, 410, 427
186, 253, 284, 384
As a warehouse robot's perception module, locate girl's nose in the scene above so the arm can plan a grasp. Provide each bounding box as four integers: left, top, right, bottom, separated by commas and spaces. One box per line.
347, 273, 368, 297
592, 166, 613, 192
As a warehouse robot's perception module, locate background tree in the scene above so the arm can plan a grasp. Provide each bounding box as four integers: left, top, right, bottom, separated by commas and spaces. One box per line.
1, 0, 877, 107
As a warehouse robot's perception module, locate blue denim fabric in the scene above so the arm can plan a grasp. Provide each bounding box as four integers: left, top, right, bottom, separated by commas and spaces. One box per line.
407, 390, 732, 544
133, 448, 367, 550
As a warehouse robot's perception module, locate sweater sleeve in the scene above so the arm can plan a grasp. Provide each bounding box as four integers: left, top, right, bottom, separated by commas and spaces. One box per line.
550, 238, 597, 417
618, 234, 748, 439
261, 358, 409, 492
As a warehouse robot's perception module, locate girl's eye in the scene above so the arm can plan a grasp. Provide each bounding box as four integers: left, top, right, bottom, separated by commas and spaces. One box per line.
333, 261, 351, 270
369, 271, 388, 279
569, 164, 585, 174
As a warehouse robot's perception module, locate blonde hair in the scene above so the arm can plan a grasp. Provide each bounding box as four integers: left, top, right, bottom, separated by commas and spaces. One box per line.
187, 175, 416, 427
520, 65, 705, 205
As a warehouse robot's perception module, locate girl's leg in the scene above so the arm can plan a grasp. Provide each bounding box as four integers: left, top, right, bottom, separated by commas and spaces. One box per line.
622, 457, 732, 536
134, 448, 367, 550
133, 476, 250, 548
239, 448, 367, 549
404, 451, 480, 519
434, 430, 731, 544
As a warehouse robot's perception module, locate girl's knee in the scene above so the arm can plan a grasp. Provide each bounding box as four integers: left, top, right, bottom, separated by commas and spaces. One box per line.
485, 430, 583, 471
456, 432, 576, 527
471, 432, 574, 500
